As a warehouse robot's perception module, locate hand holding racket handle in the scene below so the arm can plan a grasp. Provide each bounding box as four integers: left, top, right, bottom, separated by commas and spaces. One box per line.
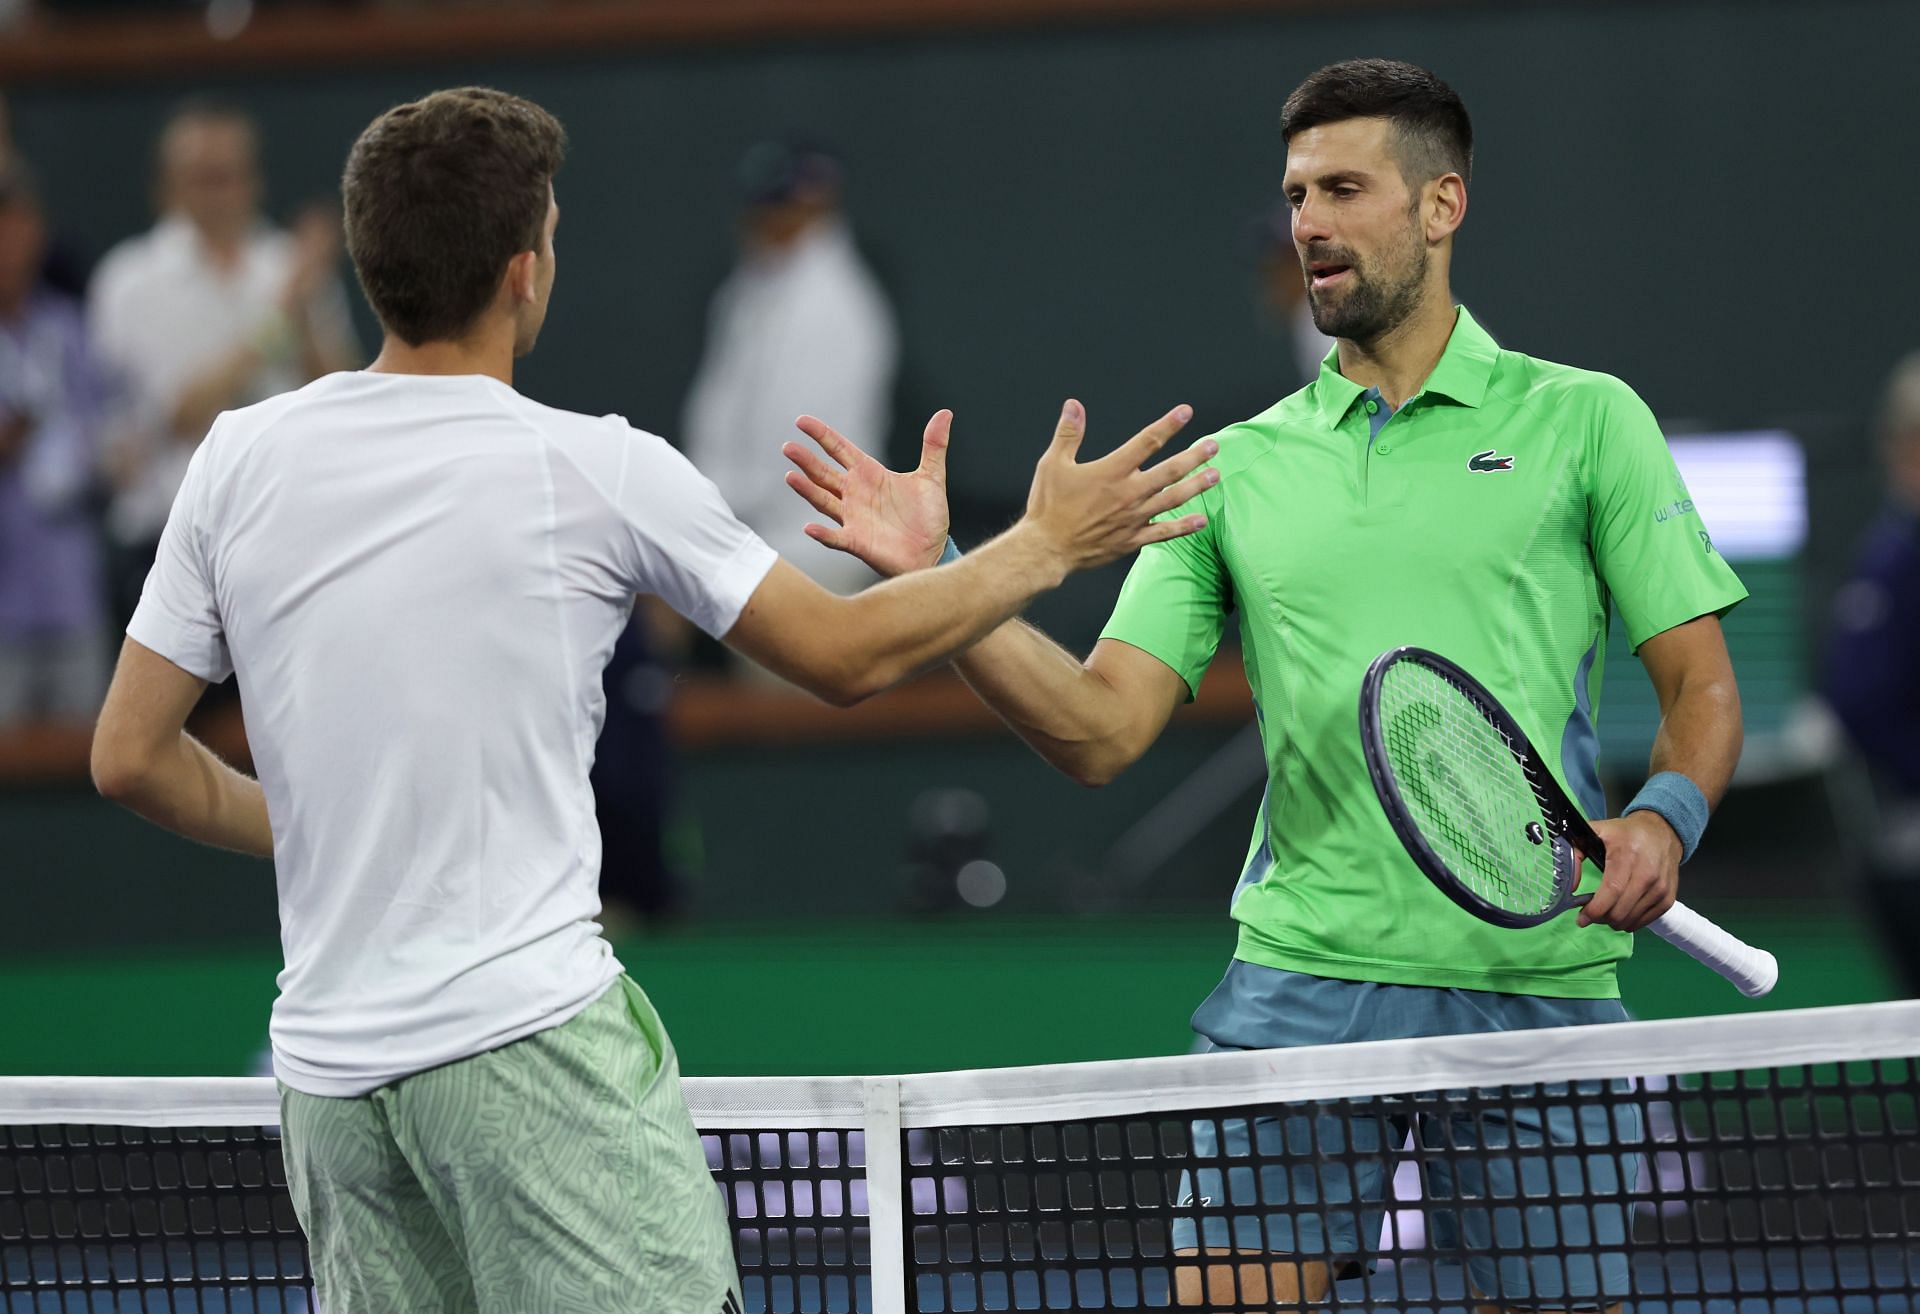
1361, 646, 1781, 1000
1565, 816, 1778, 998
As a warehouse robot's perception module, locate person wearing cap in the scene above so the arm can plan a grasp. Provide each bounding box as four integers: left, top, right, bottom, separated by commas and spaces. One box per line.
0, 158, 113, 729
682, 140, 898, 607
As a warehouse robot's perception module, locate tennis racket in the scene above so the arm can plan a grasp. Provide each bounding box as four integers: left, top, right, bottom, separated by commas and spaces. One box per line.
1359, 645, 1777, 997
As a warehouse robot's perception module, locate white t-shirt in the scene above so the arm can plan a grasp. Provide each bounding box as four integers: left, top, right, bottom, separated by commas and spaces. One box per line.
127, 371, 777, 1096
90, 216, 360, 544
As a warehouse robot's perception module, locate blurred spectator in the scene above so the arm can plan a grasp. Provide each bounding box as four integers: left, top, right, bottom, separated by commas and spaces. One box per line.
682, 140, 897, 603
1825, 350, 1920, 993
0, 159, 111, 729
0, 93, 86, 299
89, 99, 358, 624
1255, 199, 1333, 389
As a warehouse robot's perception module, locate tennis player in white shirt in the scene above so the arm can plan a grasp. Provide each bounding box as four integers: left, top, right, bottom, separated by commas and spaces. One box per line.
87, 87, 1218, 1313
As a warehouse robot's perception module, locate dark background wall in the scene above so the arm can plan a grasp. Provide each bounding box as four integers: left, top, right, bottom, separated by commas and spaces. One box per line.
12, 3, 1910, 644
3, 2, 1911, 1062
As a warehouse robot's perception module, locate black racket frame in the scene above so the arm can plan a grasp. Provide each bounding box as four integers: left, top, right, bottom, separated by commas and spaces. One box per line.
1359, 645, 1609, 929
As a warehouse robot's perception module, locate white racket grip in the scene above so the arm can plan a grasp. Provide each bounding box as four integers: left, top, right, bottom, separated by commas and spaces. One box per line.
1649, 900, 1779, 997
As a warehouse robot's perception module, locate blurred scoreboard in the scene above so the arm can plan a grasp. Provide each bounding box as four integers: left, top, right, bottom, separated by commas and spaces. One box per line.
1598, 431, 1808, 780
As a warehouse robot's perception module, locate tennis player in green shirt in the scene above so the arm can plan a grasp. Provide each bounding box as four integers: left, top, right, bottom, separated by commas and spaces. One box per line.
786, 58, 1746, 1312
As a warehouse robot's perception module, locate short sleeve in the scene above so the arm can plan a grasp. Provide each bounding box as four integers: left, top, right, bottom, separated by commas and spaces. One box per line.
607, 422, 779, 638
126, 437, 234, 682
1585, 377, 1749, 650
1099, 482, 1230, 700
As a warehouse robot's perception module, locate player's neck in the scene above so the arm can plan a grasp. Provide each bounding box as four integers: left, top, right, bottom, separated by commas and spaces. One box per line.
367, 329, 516, 387
1334, 290, 1457, 410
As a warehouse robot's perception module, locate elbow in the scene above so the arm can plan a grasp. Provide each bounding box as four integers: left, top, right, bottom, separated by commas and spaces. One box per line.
90, 738, 151, 806
814, 677, 871, 710
1066, 762, 1118, 789
828, 662, 904, 708
806, 653, 899, 709
1057, 740, 1135, 789
1066, 759, 1126, 790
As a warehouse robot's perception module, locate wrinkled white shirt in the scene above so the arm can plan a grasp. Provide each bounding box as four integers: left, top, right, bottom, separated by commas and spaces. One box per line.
129, 371, 776, 1095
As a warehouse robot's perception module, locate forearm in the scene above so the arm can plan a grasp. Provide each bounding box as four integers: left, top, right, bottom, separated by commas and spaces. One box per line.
828, 525, 1067, 701
954, 624, 1137, 785
99, 732, 274, 858
1646, 667, 1743, 807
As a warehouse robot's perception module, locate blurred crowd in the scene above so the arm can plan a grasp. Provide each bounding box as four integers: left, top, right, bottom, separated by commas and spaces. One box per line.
0, 99, 906, 725
0, 96, 917, 922
1, 97, 357, 732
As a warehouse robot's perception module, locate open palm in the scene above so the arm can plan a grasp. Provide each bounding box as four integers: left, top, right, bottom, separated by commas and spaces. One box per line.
783, 411, 955, 578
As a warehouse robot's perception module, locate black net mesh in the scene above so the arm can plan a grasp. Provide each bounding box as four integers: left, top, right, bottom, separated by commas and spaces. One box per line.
0, 1123, 311, 1312
908, 1061, 1920, 1311
705, 1128, 870, 1314
5, 1042, 1917, 1312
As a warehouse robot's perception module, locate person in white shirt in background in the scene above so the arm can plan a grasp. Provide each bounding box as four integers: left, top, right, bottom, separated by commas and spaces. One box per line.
682, 140, 897, 607
89, 99, 359, 623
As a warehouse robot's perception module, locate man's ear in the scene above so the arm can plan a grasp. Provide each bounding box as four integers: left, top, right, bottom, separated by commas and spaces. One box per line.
502, 249, 539, 305
1426, 173, 1467, 244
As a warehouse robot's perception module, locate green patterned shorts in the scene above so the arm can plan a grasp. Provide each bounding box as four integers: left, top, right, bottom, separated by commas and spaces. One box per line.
279, 976, 740, 1313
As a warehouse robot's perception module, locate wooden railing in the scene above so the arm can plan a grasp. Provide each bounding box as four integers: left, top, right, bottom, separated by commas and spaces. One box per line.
0, 0, 1451, 84
0, 648, 1255, 782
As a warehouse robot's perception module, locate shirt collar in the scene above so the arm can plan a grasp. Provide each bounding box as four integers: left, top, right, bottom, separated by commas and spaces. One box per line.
1311, 304, 1500, 429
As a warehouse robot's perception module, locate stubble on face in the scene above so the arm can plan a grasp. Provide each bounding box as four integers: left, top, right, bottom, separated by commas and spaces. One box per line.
1303, 202, 1429, 345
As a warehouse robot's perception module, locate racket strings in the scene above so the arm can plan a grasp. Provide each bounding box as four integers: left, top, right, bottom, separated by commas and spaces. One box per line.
1377, 662, 1563, 917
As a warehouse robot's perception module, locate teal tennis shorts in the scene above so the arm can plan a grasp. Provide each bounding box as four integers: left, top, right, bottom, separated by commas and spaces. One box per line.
1173, 961, 1641, 1306
279, 975, 740, 1313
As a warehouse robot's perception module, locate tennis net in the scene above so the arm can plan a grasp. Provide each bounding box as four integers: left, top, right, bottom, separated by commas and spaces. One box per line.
3, 1000, 1916, 1312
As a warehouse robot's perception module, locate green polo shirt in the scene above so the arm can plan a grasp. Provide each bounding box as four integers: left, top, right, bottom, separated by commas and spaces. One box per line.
1101, 306, 1747, 998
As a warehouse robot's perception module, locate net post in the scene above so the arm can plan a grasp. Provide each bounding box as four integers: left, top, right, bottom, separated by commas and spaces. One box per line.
862, 1075, 907, 1314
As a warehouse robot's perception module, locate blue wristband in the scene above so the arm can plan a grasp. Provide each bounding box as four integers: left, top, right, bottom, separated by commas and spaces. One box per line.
1622, 771, 1710, 863
938, 537, 963, 566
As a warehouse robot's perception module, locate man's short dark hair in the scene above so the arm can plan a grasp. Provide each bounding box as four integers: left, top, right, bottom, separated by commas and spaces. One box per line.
1280, 59, 1473, 188
342, 87, 566, 346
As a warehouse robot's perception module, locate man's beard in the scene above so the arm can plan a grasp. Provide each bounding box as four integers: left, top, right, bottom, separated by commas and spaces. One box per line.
1305, 226, 1429, 345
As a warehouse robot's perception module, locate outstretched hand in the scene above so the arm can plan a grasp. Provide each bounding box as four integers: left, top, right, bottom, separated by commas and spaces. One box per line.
786, 399, 1219, 580
784, 411, 954, 578
1020, 399, 1217, 573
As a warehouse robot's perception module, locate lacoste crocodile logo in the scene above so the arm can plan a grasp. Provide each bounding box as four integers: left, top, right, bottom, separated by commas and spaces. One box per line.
1467, 449, 1515, 473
